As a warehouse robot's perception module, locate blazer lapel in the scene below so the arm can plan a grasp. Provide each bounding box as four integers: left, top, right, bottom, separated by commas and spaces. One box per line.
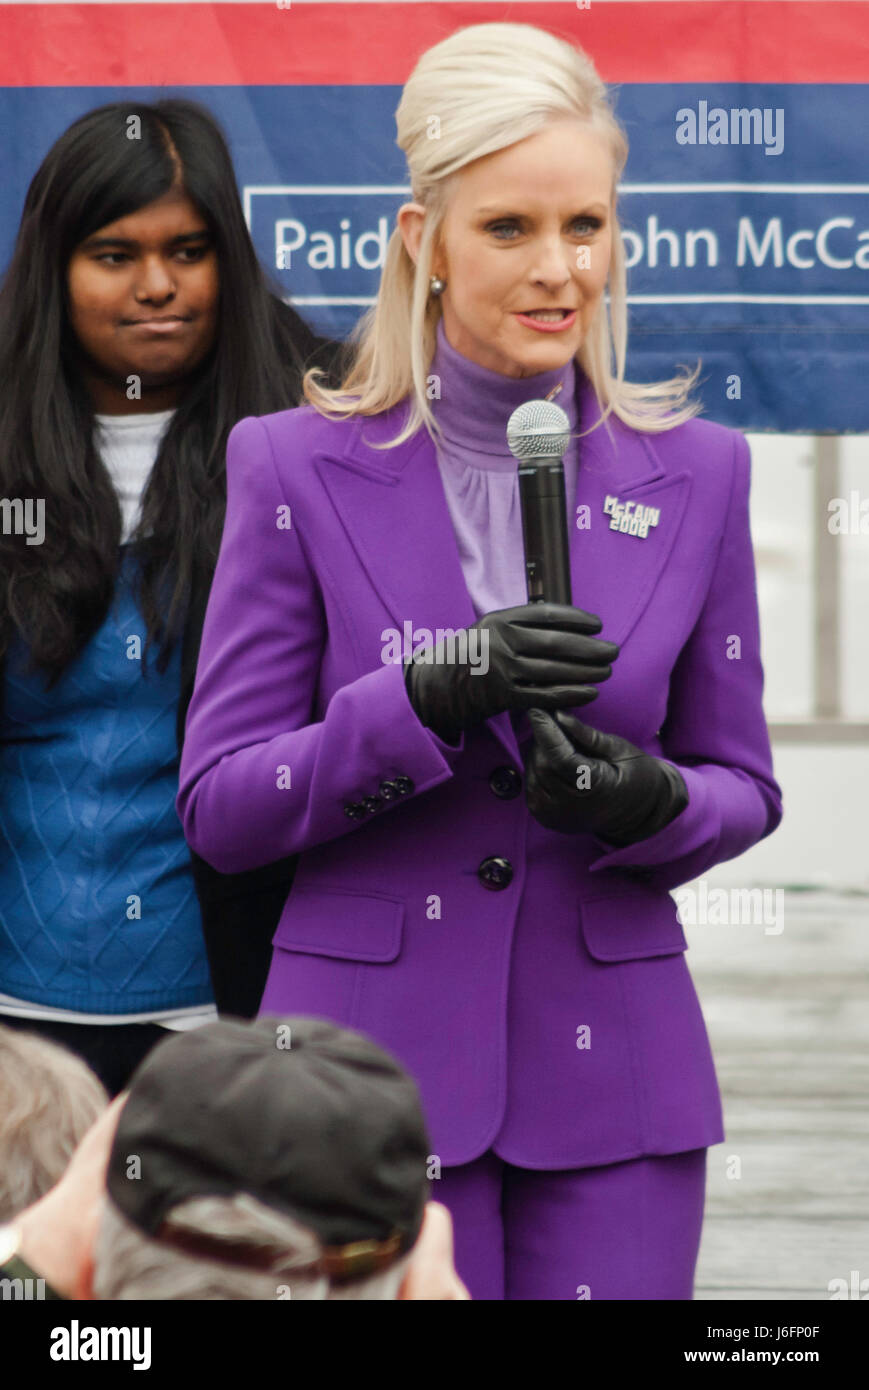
570, 380, 691, 648
315, 376, 690, 765
315, 403, 523, 763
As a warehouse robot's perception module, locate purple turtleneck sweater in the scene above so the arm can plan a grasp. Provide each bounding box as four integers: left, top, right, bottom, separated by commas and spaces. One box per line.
429, 316, 579, 619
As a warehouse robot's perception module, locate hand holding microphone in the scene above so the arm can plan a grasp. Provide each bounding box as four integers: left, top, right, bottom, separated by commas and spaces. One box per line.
405, 394, 621, 744
524, 709, 688, 844
503, 392, 686, 840
403, 602, 619, 746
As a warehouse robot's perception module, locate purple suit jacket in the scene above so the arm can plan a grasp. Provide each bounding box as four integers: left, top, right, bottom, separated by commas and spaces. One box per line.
177, 374, 783, 1169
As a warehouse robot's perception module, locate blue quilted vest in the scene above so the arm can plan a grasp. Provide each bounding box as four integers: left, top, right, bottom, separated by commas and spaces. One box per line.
0, 546, 213, 1013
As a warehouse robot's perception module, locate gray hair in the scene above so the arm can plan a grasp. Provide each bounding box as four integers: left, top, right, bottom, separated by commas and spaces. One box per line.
0, 1023, 108, 1221
91, 1191, 412, 1300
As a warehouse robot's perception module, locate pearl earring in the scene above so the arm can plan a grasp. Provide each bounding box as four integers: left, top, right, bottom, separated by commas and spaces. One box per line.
429, 275, 446, 297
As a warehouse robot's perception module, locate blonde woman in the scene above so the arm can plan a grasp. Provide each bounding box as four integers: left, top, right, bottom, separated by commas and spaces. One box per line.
177, 23, 782, 1300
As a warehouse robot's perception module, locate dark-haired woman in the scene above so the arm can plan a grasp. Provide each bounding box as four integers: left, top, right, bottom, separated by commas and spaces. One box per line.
0, 99, 343, 1094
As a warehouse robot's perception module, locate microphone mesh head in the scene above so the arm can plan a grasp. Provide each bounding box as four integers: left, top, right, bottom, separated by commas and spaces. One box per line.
506, 400, 572, 460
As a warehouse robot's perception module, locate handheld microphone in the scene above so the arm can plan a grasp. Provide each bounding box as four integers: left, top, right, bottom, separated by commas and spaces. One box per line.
506, 398, 573, 604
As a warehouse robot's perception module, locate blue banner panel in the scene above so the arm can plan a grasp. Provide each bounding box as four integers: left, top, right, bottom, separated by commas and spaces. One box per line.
1, 3, 868, 432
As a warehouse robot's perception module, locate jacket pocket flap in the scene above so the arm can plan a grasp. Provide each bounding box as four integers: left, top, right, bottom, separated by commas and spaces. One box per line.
272, 888, 403, 962
579, 881, 688, 962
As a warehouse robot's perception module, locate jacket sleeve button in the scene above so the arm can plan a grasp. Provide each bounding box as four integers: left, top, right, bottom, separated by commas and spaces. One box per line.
393, 776, 414, 796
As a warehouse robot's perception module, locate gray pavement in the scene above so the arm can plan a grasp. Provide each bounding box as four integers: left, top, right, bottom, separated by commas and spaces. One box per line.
687, 890, 868, 1300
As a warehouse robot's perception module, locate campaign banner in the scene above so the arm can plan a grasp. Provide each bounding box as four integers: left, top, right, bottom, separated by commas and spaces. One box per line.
1, 1, 867, 432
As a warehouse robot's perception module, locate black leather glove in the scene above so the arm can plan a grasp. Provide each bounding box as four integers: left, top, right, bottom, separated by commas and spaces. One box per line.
403, 603, 619, 745
523, 708, 689, 845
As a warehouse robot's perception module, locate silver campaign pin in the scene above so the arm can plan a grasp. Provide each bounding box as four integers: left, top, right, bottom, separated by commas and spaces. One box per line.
603, 494, 660, 539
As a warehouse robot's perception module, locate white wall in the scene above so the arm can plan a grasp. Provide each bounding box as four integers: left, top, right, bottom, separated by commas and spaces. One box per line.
705, 431, 868, 889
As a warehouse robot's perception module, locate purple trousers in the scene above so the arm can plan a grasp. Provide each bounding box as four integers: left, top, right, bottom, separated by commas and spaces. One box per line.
436, 1146, 708, 1300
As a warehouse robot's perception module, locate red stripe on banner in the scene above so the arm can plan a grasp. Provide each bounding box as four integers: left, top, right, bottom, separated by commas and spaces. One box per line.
0, 2, 868, 87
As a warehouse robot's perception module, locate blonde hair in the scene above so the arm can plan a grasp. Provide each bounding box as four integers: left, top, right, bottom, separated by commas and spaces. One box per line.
302, 21, 702, 448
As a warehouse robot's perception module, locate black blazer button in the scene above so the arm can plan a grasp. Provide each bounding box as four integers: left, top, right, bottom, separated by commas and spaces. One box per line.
478, 856, 514, 891
489, 766, 522, 799
344, 802, 367, 820
393, 776, 414, 796
361, 796, 384, 814
378, 780, 400, 800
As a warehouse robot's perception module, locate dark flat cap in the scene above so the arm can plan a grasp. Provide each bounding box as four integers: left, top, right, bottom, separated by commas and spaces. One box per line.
106, 1016, 431, 1279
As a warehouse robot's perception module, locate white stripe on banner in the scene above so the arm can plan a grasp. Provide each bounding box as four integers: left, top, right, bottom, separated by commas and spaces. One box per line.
288, 295, 869, 305
250, 181, 869, 309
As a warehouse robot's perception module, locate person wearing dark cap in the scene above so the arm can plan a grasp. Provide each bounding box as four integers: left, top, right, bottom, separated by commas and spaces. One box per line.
0, 1016, 469, 1300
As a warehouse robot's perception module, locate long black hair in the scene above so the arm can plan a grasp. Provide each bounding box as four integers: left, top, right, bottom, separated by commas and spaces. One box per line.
0, 99, 342, 684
